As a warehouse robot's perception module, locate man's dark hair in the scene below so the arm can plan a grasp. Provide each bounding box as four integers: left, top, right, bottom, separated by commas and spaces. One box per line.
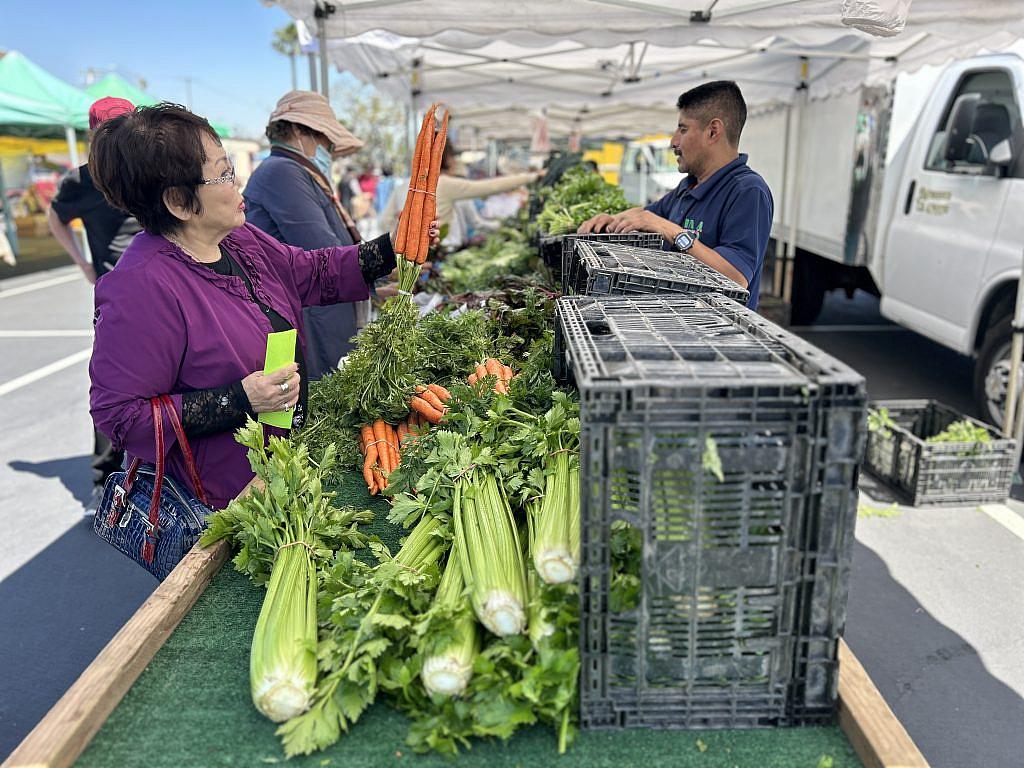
90, 103, 220, 236
676, 80, 747, 146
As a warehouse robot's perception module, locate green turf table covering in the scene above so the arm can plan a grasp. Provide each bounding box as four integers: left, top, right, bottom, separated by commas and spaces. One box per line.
76, 473, 862, 768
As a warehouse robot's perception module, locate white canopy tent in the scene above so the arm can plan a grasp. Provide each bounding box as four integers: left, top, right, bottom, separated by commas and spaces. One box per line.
269, 1, 1024, 139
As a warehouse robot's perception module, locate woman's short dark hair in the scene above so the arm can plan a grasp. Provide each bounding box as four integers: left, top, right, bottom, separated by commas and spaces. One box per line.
441, 140, 458, 171
90, 103, 221, 236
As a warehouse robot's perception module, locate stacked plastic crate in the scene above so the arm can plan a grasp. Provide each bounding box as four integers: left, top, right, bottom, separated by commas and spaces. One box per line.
537, 231, 663, 285
563, 241, 750, 303
555, 294, 866, 730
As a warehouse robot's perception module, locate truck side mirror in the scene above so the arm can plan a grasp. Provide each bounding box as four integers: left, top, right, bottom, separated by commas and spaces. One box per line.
942, 93, 981, 163
988, 138, 1013, 167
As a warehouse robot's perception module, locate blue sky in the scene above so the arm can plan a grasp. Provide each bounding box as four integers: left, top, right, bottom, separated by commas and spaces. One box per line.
0, 0, 317, 138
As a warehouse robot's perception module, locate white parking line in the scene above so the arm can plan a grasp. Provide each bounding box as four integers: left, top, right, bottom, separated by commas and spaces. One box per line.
0, 273, 80, 298
0, 330, 93, 338
980, 504, 1024, 543
0, 348, 91, 397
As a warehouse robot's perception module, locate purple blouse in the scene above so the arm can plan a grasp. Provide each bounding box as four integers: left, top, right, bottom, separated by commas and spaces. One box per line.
90, 223, 368, 509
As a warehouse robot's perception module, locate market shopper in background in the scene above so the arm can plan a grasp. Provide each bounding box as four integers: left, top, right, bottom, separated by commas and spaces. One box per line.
243, 90, 369, 378
577, 80, 772, 308
435, 142, 539, 242
87, 103, 420, 509
47, 96, 141, 513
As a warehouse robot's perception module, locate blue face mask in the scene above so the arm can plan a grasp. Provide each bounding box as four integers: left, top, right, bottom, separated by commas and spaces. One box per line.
311, 144, 333, 179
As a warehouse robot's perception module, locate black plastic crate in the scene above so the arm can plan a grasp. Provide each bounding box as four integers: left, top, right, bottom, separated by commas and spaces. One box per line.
864, 399, 1015, 506
537, 231, 663, 284
556, 295, 866, 730
564, 241, 750, 304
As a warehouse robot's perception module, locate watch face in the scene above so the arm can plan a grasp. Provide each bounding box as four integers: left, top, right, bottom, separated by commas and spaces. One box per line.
675, 231, 694, 251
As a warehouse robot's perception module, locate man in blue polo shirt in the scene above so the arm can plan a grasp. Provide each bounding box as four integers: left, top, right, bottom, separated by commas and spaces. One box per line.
578, 81, 773, 308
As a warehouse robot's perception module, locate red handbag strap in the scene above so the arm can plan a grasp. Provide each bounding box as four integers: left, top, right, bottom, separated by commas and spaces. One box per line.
140, 397, 166, 563
159, 394, 209, 506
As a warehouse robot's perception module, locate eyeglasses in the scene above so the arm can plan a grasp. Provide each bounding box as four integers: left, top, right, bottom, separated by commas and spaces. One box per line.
199, 164, 236, 186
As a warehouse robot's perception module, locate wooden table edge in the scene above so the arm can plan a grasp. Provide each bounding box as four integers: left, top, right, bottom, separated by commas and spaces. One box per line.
3, 548, 928, 768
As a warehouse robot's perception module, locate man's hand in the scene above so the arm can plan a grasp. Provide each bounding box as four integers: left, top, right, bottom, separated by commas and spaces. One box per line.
606, 208, 669, 236
576, 213, 616, 234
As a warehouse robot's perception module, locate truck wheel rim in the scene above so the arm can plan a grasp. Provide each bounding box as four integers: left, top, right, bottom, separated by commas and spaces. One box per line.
985, 343, 1019, 426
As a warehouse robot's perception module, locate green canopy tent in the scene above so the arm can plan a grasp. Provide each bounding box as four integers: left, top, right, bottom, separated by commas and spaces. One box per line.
0, 50, 93, 259
0, 51, 90, 150
85, 73, 232, 138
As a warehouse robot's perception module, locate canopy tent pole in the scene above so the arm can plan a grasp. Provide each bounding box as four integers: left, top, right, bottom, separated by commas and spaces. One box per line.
0, 160, 18, 261
64, 124, 94, 264
773, 102, 792, 297
65, 125, 80, 168
307, 53, 318, 91
782, 58, 808, 305
315, 3, 334, 100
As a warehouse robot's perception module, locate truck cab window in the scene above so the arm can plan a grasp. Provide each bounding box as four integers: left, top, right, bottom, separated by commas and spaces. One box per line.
925, 69, 1017, 175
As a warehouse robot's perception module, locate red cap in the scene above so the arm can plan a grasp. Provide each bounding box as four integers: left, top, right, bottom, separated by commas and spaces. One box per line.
88, 97, 135, 130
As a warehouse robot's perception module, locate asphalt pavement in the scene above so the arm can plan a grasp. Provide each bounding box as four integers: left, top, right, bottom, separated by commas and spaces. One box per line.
0, 272, 1022, 766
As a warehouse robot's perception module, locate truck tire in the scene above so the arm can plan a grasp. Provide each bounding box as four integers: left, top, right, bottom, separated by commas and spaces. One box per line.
974, 314, 1016, 429
790, 253, 826, 326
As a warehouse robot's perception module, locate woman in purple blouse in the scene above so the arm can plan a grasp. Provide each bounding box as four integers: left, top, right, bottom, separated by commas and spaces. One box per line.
87, 104, 429, 509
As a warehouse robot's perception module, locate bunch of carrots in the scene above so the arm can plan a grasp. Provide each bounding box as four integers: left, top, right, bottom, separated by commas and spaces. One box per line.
469, 358, 516, 394
356, 361, 515, 496
396, 103, 449, 290
410, 384, 450, 425
357, 386, 450, 495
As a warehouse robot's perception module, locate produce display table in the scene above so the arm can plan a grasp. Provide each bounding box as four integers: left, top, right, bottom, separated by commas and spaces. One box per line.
5, 474, 927, 768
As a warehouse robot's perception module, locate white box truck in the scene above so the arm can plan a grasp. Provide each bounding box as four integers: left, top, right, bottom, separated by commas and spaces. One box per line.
622, 53, 1024, 426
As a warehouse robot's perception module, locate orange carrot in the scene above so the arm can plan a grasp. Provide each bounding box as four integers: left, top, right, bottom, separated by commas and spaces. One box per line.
386, 423, 400, 469
475, 363, 488, 381
426, 383, 451, 402
363, 445, 378, 494
397, 422, 409, 447
468, 372, 479, 385
372, 420, 390, 473
410, 395, 444, 424
485, 358, 502, 379
418, 109, 448, 263
419, 389, 445, 412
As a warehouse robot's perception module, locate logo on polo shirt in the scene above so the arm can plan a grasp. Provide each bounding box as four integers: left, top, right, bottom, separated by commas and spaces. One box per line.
683, 217, 704, 236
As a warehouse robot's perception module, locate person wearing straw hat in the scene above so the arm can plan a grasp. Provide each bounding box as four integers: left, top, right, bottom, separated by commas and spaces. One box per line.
244, 90, 371, 379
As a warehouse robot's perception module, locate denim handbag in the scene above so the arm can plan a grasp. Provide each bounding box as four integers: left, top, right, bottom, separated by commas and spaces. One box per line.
93, 394, 212, 581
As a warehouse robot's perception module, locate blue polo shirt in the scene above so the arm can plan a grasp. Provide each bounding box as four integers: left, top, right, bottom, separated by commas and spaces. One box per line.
645, 153, 773, 308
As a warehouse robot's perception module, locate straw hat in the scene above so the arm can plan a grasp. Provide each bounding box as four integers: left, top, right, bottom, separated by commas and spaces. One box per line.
268, 90, 363, 158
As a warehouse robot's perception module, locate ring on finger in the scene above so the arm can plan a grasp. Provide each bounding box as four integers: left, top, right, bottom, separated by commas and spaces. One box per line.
279, 381, 290, 393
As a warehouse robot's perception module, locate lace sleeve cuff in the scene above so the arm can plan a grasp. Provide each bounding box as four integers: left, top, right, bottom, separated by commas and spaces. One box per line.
357, 233, 397, 284
180, 381, 254, 440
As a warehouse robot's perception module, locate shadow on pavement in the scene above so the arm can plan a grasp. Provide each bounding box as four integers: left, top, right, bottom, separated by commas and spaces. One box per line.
846, 540, 1024, 768
9, 454, 94, 508
0, 518, 155, 761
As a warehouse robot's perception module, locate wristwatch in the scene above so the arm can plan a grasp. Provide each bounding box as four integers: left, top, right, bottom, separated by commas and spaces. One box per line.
674, 229, 697, 253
